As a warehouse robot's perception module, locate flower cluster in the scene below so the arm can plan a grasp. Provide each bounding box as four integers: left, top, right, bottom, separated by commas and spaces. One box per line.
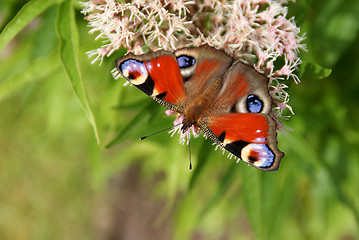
81, 0, 305, 140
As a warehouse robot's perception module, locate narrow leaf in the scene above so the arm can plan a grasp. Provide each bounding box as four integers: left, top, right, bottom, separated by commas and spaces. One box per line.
56, 0, 100, 144
0, 0, 57, 51
199, 164, 236, 219
188, 139, 212, 189
106, 100, 161, 148
299, 61, 332, 79
240, 169, 264, 239
0, 52, 60, 101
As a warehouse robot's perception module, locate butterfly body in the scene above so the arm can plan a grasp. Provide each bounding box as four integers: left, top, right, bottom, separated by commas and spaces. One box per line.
182, 78, 222, 130
116, 45, 284, 171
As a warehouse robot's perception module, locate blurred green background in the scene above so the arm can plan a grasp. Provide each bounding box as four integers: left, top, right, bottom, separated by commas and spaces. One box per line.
0, 0, 358, 239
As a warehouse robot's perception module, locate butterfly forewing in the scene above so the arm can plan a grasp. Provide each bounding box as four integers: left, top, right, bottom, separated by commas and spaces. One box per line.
116, 51, 186, 112
174, 45, 234, 101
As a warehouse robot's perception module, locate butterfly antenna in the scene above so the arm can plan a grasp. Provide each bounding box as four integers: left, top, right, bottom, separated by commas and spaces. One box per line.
139, 123, 182, 140
188, 138, 192, 170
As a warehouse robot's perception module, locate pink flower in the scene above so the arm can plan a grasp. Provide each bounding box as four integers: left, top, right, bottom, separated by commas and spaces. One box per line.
166, 110, 200, 145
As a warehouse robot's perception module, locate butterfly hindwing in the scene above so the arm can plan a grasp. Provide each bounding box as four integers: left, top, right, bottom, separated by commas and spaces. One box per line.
200, 61, 283, 170
202, 113, 282, 170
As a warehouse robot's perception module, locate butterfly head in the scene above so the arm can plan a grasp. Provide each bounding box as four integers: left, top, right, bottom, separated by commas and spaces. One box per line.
180, 118, 196, 133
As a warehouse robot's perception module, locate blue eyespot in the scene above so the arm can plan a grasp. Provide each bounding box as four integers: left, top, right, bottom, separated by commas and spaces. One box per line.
119, 59, 147, 79
118, 59, 148, 85
177, 55, 195, 68
246, 94, 263, 113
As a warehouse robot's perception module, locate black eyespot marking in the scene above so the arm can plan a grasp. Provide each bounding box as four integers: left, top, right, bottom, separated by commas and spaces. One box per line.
225, 140, 248, 158
217, 131, 226, 142
119, 59, 146, 80
177, 55, 196, 68
248, 156, 257, 162
246, 94, 263, 113
230, 104, 237, 113
137, 76, 154, 96
182, 76, 191, 83
156, 92, 167, 99
127, 73, 135, 80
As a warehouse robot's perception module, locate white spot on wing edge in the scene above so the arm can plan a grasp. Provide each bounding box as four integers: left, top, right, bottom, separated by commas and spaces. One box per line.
241, 143, 274, 168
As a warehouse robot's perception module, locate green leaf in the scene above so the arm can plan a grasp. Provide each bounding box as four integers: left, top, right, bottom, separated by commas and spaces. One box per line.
188, 139, 212, 190
0, 52, 61, 101
106, 100, 161, 148
0, 0, 58, 51
56, 0, 100, 144
304, 0, 359, 66
199, 163, 236, 219
113, 98, 148, 110
299, 61, 332, 79
240, 169, 264, 239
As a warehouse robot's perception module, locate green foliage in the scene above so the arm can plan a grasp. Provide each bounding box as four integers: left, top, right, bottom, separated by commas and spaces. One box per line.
56, 0, 99, 143
0, 0, 58, 51
0, 0, 358, 239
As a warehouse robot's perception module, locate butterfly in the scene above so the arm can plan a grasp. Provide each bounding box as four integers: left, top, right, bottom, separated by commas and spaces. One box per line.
115, 45, 284, 171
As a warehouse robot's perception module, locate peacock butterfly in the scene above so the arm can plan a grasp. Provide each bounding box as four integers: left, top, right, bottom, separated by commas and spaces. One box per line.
115, 45, 284, 171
